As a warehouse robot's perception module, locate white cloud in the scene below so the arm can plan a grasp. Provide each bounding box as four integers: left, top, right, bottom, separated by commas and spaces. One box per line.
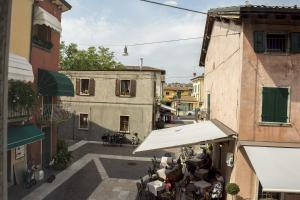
61, 3, 205, 83
164, 1, 178, 6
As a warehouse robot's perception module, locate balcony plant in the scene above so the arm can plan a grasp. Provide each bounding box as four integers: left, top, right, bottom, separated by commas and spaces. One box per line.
226, 183, 240, 200
8, 80, 37, 118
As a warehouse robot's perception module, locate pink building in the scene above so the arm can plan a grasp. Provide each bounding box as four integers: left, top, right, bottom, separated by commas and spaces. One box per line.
200, 5, 300, 200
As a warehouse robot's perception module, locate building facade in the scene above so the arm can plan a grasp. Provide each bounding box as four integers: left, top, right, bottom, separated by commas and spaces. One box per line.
200, 5, 300, 200
6, 0, 73, 186
58, 67, 165, 141
191, 74, 205, 108
163, 84, 197, 115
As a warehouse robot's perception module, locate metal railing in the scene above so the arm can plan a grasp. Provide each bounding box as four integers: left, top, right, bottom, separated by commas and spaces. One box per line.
266, 36, 287, 52
37, 103, 72, 125
8, 104, 33, 120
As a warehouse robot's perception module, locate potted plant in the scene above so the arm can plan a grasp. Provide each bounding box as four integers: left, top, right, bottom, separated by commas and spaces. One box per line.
226, 183, 240, 200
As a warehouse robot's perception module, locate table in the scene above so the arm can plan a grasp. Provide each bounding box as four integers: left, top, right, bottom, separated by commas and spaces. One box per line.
147, 180, 166, 196
193, 180, 212, 192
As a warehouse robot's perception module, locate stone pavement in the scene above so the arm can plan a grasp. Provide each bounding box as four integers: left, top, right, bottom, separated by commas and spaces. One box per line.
17, 141, 171, 200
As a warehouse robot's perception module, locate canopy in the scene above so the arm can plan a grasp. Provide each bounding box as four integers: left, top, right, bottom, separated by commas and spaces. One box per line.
8, 124, 45, 150
8, 53, 33, 82
244, 146, 300, 193
134, 120, 233, 154
160, 104, 176, 112
34, 6, 62, 33
38, 69, 74, 96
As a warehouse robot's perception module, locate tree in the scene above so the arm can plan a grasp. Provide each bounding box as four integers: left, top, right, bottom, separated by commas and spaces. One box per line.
59, 41, 123, 70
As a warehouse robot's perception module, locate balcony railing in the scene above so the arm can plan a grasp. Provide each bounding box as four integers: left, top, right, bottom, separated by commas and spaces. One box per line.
8, 104, 33, 120
37, 103, 72, 125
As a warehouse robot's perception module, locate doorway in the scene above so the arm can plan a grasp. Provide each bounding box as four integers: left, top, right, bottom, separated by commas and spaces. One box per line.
42, 126, 51, 168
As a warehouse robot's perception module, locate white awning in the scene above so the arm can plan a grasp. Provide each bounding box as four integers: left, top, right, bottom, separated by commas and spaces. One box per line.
160, 104, 176, 112
134, 120, 233, 154
8, 53, 34, 82
33, 6, 62, 33
244, 146, 300, 193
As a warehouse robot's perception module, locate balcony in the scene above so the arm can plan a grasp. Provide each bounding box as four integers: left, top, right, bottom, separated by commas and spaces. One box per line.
8, 104, 33, 121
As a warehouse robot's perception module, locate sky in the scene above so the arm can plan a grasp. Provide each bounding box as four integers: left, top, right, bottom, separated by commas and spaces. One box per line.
61, 0, 300, 83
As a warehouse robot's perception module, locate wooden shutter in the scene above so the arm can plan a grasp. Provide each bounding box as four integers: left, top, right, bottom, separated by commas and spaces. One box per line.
254, 31, 265, 53
262, 88, 275, 122
290, 32, 300, 53
88, 79, 95, 96
262, 88, 288, 123
76, 78, 80, 95
274, 88, 289, 123
115, 79, 120, 96
130, 80, 136, 97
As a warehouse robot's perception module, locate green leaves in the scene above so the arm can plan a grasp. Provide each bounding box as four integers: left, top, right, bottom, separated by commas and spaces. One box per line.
59, 41, 124, 70
8, 80, 37, 109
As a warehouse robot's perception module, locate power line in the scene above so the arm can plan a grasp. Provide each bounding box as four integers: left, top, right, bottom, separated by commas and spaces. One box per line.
64, 33, 240, 48
140, 0, 207, 15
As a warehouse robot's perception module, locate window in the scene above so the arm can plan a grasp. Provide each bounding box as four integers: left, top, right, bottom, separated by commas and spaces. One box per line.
79, 113, 89, 129
115, 79, 136, 97
254, 31, 300, 53
166, 92, 170, 95
76, 78, 95, 96
266, 33, 287, 52
120, 116, 129, 132
253, 31, 300, 53
120, 80, 131, 96
261, 87, 289, 123
80, 79, 90, 95
32, 25, 52, 49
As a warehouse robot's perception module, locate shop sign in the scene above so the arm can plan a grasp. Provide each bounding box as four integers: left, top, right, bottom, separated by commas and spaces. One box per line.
15, 145, 25, 160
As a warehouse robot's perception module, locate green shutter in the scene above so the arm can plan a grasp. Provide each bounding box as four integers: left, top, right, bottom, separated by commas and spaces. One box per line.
262, 88, 274, 122
262, 87, 288, 123
254, 31, 265, 53
290, 32, 300, 53
274, 88, 289, 123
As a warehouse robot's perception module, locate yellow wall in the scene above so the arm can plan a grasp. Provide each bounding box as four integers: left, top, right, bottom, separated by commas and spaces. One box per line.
9, 0, 34, 60
164, 89, 190, 100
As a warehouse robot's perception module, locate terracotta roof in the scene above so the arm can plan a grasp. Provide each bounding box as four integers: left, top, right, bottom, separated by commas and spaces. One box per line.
60, 66, 166, 74
164, 86, 192, 91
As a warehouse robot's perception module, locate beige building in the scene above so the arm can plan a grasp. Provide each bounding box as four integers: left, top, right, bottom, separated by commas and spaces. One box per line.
191, 74, 204, 108
200, 5, 300, 200
59, 67, 165, 141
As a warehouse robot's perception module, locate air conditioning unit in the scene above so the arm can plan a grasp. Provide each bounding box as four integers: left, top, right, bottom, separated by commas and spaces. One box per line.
226, 153, 234, 167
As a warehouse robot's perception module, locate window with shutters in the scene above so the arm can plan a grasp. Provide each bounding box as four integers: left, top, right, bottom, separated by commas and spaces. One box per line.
120, 116, 129, 132
261, 87, 289, 123
79, 113, 89, 130
120, 80, 131, 96
254, 31, 300, 53
76, 78, 95, 96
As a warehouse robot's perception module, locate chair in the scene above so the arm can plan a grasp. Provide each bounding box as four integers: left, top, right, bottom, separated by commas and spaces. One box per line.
136, 182, 143, 200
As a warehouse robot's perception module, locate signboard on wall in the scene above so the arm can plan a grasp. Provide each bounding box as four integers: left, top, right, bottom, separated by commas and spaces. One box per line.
15, 145, 25, 160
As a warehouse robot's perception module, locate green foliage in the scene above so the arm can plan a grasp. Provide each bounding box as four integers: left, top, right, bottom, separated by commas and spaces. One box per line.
8, 80, 36, 108
226, 183, 240, 196
59, 41, 124, 70
53, 140, 72, 170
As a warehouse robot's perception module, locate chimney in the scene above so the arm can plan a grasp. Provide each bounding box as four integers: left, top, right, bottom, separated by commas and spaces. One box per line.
193, 72, 197, 77
140, 58, 143, 71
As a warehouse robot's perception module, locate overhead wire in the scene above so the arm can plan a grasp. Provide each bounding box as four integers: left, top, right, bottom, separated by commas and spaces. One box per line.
139, 0, 207, 15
